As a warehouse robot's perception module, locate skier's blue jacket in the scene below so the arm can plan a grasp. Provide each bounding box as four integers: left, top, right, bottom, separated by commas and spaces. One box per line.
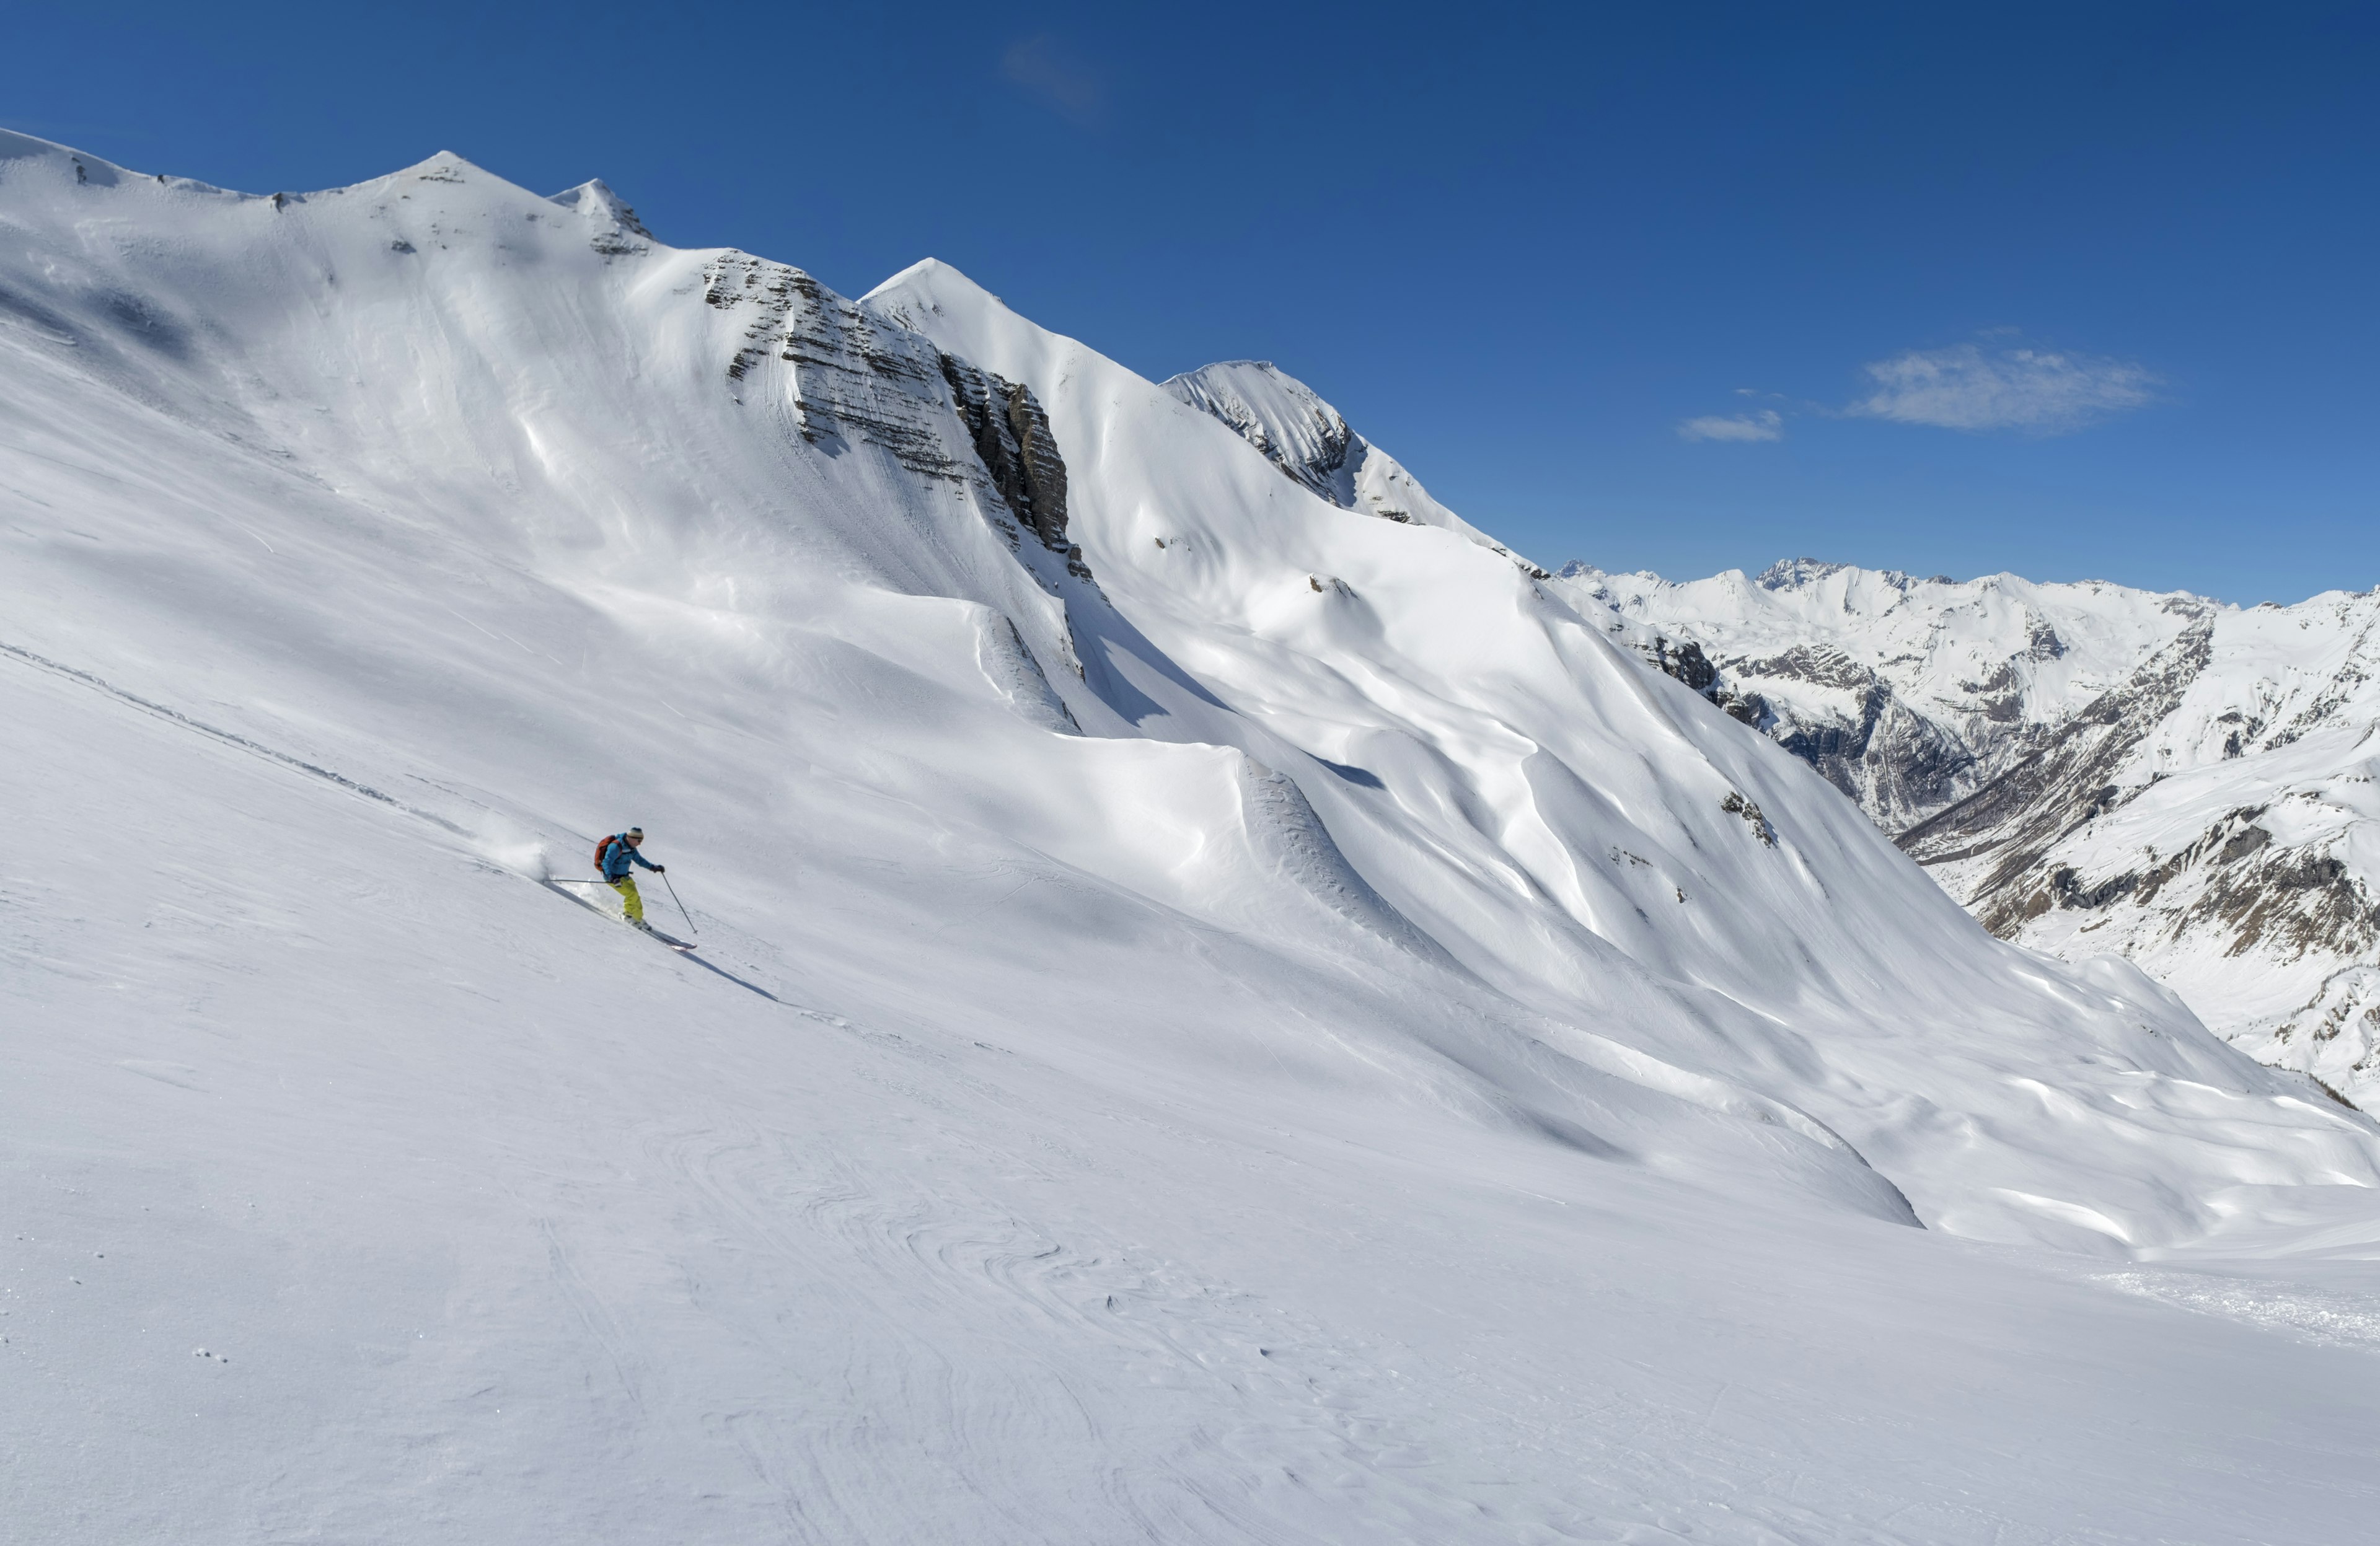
600, 835, 659, 881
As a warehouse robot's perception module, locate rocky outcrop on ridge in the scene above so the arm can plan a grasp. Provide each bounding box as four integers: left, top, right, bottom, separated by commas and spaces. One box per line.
1639, 634, 1768, 727
940, 354, 1088, 576
697, 251, 1088, 579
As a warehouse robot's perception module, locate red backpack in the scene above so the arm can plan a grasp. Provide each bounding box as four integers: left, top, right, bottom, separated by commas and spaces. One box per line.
594, 833, 622, 875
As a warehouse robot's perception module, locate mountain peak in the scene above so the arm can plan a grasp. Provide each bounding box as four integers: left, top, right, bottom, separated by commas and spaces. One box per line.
1160, 359, 1534, 565
384, 150, 497, 184
544, 177, 655, 244
865, 257, 1008, 314
1756, 557, 1856, 591
1162, 361, 1354, 499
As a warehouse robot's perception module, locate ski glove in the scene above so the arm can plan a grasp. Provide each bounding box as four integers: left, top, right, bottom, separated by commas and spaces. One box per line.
654, 864, 666, 873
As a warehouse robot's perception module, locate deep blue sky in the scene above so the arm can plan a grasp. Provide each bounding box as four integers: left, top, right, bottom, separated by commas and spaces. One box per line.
8, 2, 2374, 602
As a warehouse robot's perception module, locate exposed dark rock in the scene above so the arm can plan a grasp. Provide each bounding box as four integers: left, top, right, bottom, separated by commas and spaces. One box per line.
1960, 662, 2025, 724
1580, 567, 2231, 842
1165, 362, 1551, 581
702, 255, 946, 473
1635, 635, 1773, 729
1719, 690, 1768, 727
2195, 846, 2370, 959
940, 354, 1086, 576
1256, 402, 1353, 501
1719, 791, 1776, 846
693, 253, 1088, 582
1649, 637, 1717, 693
2218, 825, 2272, 864
1776, 688, 1883, 765
1740, 643, 1877, 693
1856, 701, 1980, 828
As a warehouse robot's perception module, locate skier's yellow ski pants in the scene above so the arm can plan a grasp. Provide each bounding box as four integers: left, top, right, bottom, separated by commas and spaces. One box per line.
609, 876, 645, 923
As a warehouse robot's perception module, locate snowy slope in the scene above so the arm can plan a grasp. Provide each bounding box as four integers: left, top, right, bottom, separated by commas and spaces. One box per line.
871, 259, 2380, 1247
6, 131, 2380, 1542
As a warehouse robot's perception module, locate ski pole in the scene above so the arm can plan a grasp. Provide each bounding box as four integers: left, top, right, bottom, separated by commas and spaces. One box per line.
662, 871, 696, 934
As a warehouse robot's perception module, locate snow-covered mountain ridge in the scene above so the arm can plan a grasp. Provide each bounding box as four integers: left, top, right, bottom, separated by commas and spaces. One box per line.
1157, 359, 1545, 574
1555, 558, 2380, 1105
8, 133, 2380, 1540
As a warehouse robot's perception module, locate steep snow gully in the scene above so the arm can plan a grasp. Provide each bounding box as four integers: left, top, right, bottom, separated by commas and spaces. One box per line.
7, 135, 2380, 1544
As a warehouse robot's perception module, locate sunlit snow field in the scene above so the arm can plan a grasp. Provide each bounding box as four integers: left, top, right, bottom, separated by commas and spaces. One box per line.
6, 133, 2379, 1544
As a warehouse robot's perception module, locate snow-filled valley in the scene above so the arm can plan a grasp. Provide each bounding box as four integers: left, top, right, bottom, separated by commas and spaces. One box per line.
7, 134, 2380, 1544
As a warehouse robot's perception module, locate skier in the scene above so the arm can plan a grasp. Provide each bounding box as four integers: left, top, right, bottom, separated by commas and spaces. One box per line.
596, 827, 666, 932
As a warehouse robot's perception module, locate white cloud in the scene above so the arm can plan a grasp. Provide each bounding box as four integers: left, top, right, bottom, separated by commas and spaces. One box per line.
1002, 36, 1106, 125
1678, 409, 1784, 442
1849, 343, 2157, 433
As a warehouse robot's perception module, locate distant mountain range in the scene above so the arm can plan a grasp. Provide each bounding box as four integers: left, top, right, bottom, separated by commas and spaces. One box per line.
1554, 559, 2380, 1103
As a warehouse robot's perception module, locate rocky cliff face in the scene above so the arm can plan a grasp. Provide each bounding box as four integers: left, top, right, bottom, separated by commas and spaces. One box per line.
940, 354, 1090, 578
695, 250, 1090, 582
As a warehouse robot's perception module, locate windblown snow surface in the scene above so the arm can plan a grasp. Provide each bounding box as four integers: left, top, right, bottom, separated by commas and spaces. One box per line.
6, 135, 2380, 1544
